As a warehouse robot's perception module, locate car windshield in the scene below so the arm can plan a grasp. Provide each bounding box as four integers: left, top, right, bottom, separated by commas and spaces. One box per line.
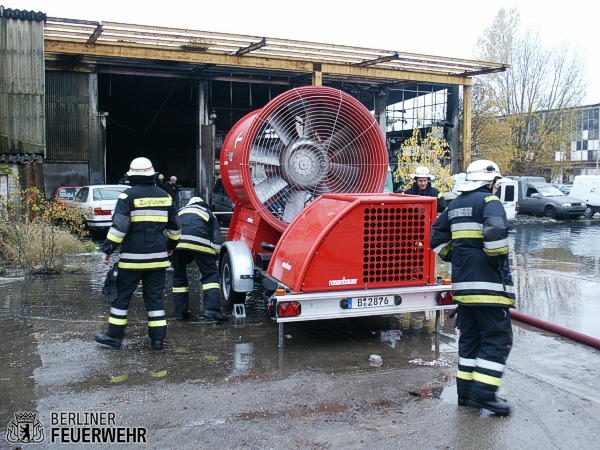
560, 185, 572, 195
538, 186, 565, 197
93, 187, 127, 201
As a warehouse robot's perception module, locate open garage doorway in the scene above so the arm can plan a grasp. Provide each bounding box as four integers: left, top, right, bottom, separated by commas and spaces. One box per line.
98, 74, 198, 189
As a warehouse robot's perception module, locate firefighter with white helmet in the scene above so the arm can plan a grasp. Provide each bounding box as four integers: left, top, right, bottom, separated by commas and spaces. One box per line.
404, 166, 447, 214
95, 157, 181, 350
171, 196, 227, 322
431, 159, 515, 416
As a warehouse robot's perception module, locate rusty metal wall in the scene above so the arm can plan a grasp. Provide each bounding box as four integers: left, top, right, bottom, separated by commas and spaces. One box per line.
0, 10, 46, 158
45, 71, 90, 161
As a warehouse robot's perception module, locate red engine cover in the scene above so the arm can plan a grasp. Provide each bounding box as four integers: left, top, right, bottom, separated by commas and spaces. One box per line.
267, 193, 437, 293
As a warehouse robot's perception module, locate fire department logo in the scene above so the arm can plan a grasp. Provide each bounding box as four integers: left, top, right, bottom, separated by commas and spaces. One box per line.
6, 411, 45, 444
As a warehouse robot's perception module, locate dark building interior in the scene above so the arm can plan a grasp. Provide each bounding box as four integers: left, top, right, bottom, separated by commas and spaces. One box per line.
98, 74, 297, 187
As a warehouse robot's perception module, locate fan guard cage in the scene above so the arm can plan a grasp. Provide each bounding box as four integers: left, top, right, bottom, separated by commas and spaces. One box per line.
221, 86, 388, 233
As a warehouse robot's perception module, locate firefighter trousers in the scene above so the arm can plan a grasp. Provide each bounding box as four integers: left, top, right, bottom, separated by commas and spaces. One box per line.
456, 305, 513, 401
105, 269, 167, 341
172, 250, 222, 316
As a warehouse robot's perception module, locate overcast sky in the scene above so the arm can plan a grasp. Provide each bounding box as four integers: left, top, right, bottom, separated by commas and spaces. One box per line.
6, 0, 599, 104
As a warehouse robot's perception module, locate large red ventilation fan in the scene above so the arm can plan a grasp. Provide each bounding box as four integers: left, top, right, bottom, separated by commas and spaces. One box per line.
220, 86, 389, 246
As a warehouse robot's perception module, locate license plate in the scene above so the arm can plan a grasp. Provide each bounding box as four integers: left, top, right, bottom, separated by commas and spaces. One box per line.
349, 295, 394, 309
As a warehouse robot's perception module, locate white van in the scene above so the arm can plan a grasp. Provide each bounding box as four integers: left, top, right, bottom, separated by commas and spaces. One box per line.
569, 175, 600, 215
451, 174, 518, 220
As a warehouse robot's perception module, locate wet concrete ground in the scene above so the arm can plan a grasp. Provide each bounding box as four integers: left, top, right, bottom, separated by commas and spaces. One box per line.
1, 219, 600, 449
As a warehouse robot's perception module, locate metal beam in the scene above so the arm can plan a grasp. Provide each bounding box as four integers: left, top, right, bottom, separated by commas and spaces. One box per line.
234, 38, 267, 56
462, 85, 472, 171
353, 53, 399, 67
44, 41, 473, 86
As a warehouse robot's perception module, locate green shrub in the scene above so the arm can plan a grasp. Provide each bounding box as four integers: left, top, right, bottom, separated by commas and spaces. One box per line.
0, 220, 94, 274
0, 187, 95, 274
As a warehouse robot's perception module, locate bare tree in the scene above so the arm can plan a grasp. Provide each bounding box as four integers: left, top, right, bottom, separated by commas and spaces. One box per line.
472, 8, 586, 179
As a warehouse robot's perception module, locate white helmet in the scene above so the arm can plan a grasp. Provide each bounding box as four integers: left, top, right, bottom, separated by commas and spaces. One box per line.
458, 159, 502, 192
410, 166, 434, 180
126, 157, 155, 177
187, 196, 204, 205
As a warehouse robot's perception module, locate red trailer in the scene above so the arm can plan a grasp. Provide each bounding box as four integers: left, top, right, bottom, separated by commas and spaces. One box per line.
217, 86, 454, 345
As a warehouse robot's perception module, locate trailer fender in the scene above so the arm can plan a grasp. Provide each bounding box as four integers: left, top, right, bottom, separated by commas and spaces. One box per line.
220, 241, 255, 293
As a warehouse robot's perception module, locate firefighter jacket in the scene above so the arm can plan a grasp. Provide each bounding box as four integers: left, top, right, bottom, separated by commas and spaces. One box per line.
176, 201, 223, 255
404, 182, 447, 214
430, 187, 516, 307
102, 182, 181, 270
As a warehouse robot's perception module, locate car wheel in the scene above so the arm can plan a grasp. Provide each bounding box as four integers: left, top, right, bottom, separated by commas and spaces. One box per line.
220, 251, 246, 312
544, 205, 557, 219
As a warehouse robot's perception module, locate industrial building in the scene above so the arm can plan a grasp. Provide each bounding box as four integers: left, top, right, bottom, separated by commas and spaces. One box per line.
1, 6, 507, 204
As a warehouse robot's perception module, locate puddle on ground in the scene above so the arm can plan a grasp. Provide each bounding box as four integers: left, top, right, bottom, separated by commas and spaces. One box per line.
2, 220, 600, 429
0, 252, 458, 427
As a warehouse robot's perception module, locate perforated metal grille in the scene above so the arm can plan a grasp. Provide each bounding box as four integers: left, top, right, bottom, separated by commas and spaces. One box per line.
362, 206, 428, 284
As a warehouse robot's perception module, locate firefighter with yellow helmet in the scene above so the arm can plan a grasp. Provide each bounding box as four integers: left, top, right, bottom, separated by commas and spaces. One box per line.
431, 159, 515, 416
94, 157, 181, 350
404, 166, 447, 214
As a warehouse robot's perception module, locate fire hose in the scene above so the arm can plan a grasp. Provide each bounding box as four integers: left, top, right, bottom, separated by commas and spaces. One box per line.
510, 310, 600, 350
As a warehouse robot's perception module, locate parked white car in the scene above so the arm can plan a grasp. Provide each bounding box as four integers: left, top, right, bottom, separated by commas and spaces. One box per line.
72, 184, 130, 235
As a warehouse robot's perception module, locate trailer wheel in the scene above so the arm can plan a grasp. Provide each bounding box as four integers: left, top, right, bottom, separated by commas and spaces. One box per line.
221, 251, 246, 311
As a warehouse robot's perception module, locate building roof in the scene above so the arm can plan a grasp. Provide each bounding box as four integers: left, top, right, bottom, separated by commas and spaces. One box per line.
41, 16, 508, 87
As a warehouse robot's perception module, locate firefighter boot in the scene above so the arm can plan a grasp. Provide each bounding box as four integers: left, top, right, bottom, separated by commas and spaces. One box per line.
150, 339, 164, 350
467, 396, 511, 416
458, 396, 469, 406
176, 311, 191, 321
204, 309, 228, 322
94, 333, 122, 349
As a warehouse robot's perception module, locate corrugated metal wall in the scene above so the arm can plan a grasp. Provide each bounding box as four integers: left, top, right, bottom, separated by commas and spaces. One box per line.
0, 9, 46, 157
45, 71, 90, 161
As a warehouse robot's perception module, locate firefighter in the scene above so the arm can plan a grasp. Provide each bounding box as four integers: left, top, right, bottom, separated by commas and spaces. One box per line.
95, 157, 181, 350
172, 196, 228, 322
404, 166, 447, 214
430, 159, 515, 416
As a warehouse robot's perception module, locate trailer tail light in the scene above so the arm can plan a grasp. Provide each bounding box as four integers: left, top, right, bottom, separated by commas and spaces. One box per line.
277, 301, 301, 317
93, 207, 112, 216
437, 291, 453, 305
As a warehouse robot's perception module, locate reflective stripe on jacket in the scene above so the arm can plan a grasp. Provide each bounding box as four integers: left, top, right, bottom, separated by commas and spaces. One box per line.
430, 187, 515, 307
175, 201, 223, 255
102, 183, 181, 270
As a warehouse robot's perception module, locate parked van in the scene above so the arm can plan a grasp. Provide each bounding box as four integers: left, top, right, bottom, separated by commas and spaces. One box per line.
569, 175, 600, 215
449, 173, 518, 220
507, 176, 586, 219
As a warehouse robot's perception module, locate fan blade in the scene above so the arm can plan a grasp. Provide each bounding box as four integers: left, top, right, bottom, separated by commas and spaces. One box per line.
299, 113, 315, 139
328, 163, 360, 192
282, 189, 307, 223
267, 110, 298, 147
254, 176, 288, 204
323, 126, 354, 158
313, 181, 331, 195
249, 144, 281, 166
